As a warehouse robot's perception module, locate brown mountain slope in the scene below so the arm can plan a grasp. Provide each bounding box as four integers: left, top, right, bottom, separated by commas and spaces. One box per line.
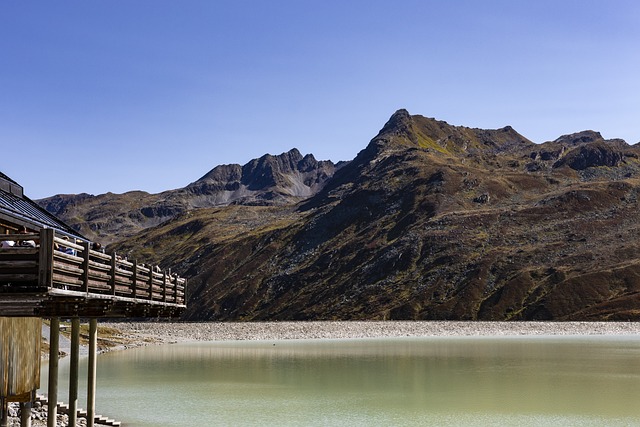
114, 109, 640, 321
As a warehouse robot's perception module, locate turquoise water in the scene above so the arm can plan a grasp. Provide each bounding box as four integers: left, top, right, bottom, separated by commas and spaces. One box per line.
42, 336, 640, 426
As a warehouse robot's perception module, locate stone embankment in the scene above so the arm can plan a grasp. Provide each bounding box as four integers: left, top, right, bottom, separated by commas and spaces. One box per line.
5, 401, 73, 427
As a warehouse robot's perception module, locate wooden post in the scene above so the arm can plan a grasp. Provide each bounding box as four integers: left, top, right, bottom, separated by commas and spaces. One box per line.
69, 318, 80, 426
109, 252, 117, 295
1, 398, 7, 427
132, 260, 138, 299
162, 271, 167, 302
20, 401, 32, 427
38, 229, 54, 288
87, 318, 97, 427
81, 241, 91, 294
47, 318, 60, 427
148, 266, 154, 301
173, 275, 178, 303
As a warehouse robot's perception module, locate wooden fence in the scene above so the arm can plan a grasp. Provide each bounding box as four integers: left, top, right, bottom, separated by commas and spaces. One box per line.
0, 229, 186, 308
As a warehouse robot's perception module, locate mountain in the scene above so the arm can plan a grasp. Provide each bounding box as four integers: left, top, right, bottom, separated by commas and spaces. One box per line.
37, 149, 339, 244
108, 109, 640, 321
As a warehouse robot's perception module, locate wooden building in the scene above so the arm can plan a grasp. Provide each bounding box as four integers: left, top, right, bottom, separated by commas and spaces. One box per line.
0, 172, 187, 426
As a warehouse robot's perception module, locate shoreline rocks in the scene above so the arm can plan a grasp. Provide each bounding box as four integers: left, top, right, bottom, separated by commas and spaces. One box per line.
107, 320, 640, 345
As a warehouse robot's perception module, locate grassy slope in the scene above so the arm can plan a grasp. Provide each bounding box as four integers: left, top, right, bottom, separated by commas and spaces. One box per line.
110, 111, 640, 321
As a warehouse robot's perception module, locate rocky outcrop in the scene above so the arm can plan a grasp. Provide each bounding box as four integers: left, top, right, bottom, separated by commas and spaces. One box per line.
187, 149, 339, 204
554, 141, 624, 170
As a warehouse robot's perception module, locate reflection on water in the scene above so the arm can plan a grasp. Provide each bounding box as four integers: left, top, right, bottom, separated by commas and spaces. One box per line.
42, 336, 640, 426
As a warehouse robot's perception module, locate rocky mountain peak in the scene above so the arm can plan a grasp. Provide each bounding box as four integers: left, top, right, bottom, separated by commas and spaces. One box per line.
241, 148, 305, 189
196, 163, 243, 183
371, 110, 534, 157
553, 130, 604, 146
377, 108, 413, 137
372, 109, 448, 149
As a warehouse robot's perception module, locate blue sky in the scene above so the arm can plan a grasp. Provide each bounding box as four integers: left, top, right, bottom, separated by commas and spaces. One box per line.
2, 1, 639, 199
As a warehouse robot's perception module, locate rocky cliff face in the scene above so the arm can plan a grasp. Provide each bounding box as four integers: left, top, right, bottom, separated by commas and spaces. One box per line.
110, 109, 640, 321
38, 149, 339, 244
190, 148, 337, 203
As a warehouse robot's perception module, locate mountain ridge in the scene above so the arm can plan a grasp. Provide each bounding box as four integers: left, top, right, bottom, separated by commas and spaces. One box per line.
38, 149, 340, 244
39, 109, 640, 321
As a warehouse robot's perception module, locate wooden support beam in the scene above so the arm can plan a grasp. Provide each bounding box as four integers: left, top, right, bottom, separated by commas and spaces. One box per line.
81, 241, 91, 294
87, 318, 97, 427
38, 229, 54, 288
47, 318, 59, 427
132, 260, 138, 299
1, 397, 7, 427
20, 400, 32, 427
148, 267, 154, 299
69, 318, 80, 427
162, 271, 167, 303
109, 253, 116, 296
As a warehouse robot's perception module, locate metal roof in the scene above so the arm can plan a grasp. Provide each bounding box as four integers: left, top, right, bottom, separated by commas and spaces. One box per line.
0, 172, 85, 240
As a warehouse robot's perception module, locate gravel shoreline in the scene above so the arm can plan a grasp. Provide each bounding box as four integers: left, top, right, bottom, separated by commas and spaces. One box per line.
107, 320, 640, 347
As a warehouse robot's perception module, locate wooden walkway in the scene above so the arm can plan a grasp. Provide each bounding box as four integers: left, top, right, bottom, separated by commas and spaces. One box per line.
0, 229, 186, 318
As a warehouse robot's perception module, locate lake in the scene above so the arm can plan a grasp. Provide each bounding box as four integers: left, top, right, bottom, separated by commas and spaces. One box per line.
42, 336, 640, 426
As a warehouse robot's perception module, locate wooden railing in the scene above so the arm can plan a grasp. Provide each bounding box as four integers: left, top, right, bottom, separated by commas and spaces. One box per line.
0, 229, 186, 307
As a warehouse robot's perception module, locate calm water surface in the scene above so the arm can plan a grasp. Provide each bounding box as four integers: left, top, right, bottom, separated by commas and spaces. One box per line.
42, 336, 640, 426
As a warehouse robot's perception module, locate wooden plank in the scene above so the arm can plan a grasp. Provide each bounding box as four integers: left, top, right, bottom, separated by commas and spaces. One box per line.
0, 260, 37, 268
0, 250, 39, 260
0, 318, 41, 397
114, 285, 133, 296
135, 282, 150, 290
113, 276, 132, 285
89, 250, 111, 262
38, 228, 54, 287
87, 259, 111, 271
114, 268, 132, 277
86, 281, 111, 292
52, 274, 84, 286
87, 262, 109, 272
132, 290, 150, 298
0, 273, 38, 281
136, 265, 151, 275
4, 391, 33, 403
87, 271, 111, 281
52, 261, 84, 276
53, 251, 83, 263
0, 233, 39, 240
